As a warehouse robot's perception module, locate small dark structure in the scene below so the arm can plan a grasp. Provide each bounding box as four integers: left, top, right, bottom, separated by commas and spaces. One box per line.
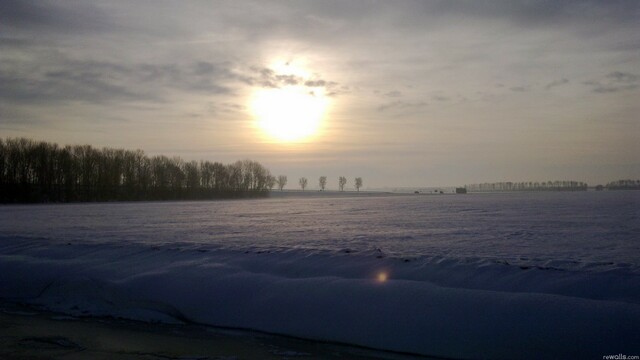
595, 185, 604, 191
456, 187, 467, 194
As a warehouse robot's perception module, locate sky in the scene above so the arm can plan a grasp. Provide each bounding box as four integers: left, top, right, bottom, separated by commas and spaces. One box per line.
1, 0, 639, 188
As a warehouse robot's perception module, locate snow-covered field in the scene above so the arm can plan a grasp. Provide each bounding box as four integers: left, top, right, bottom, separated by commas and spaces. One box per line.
1, 191, 639, 359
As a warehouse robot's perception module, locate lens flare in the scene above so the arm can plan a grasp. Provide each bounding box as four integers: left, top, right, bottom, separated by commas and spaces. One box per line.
377, 272, 388, 283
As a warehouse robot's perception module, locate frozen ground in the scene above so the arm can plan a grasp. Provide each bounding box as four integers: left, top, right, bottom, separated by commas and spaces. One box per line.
1, 191, 639, 359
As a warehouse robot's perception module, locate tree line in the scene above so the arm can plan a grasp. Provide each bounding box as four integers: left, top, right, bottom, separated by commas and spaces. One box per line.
0, 138, 275, 203
465, 181, 588, 192
605, 179, 640, 190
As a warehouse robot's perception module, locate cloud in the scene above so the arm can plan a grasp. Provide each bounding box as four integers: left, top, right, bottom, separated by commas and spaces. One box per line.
544, 78, 569, 90
0, 66, 149, 104
607, 71, 639, 83
421, 0, 639, 30
585, 71, 639, 93
377, 101, 427, 112
0, 58, 238, 105
383, 91, 402, 98
0, 0, 114, 34
275, 74, 299, 86
192, 62, 218, 76
432, 95, 449, 101
509, 86, 530, 92
206, 102, 245, 116
0, 104, 45, 128
243, 66, 342, 94
305, 80, 328, 87
0, 48, 345, 109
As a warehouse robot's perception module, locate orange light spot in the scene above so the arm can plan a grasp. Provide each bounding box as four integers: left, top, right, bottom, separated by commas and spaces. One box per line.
377, 272, 388, 282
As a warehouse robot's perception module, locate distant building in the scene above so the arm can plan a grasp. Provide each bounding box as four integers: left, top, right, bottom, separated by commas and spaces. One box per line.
456, 187, 467, 194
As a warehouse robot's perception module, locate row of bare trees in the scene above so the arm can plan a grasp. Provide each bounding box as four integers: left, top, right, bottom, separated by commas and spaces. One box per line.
0, 138, 274, 203
338, 176, 363, 191
272, 175, 363, 191
465, 181, 588, 192
606, 179, 640, 190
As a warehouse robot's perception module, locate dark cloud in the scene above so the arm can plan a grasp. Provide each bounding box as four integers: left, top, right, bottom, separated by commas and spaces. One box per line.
585, 71, 639, 93
0, 67, 147, 104
421, 0, 640, 30
0, 59, 235, 105
0, 0, 113, 34
0, 37, 33, 49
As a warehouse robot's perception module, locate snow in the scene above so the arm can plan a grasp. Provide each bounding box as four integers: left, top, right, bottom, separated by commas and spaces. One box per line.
1, 192, 639, 358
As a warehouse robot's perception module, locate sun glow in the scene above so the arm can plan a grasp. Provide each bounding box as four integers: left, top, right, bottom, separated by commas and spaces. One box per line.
250, 59, 329, 143
252, 86, 328, 142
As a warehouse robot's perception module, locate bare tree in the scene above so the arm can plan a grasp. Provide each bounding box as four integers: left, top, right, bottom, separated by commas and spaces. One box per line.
276, 175, 287, 191
354, 177, 363, 191
299, 177, 308, 191
266, 175, 276, 190
338, 176, 347, 191
318, 176, 327, 191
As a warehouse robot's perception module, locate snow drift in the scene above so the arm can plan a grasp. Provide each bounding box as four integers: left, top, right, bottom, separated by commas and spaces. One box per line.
1, 239, 639, 359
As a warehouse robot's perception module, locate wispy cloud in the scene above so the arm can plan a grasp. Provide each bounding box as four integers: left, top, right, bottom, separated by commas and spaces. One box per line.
544, 78, 569, 90
432, 95, 450, 101
242, 66, 341, 95
509, 86, 530, 93
0, 0, 113, 34
0, 59, 237, 104
383, 91, 402, 98
377, 101, 427, 112
585, 71, 639, 93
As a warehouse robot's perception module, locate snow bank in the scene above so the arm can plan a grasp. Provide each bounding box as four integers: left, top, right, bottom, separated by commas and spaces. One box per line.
1, 240, 639, 359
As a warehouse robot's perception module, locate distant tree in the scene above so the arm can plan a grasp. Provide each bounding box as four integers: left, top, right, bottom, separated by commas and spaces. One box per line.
318, 176, 327, 191
464, 180, 589, 193
606, 179, 640, 190
299, 177, 308, 191
354, 177, 363, 191
266, 175, 276, 190
276, 175, 287, 191
184, 160, 200, 192
338, 176, 347, 191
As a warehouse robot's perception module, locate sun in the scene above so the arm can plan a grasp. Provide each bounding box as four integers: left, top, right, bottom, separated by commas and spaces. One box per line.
250, 60, 330, 143
252, 86, 328, 142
